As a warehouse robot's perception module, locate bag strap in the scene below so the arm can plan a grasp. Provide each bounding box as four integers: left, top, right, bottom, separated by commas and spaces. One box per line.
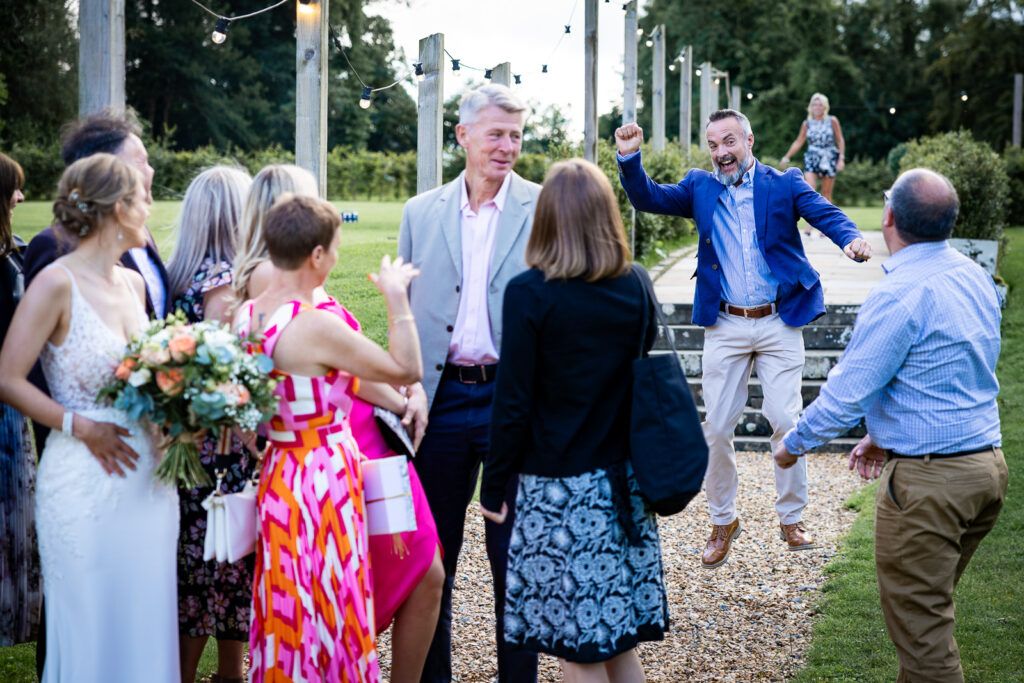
630, 263, 677, 359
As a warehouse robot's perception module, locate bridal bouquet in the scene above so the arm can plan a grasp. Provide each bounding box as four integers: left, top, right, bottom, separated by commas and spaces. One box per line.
98, 311, 278, 488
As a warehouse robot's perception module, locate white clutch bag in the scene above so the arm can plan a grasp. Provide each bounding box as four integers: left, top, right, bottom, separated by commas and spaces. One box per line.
363, 455, 418, 536
201, 472, 258, 563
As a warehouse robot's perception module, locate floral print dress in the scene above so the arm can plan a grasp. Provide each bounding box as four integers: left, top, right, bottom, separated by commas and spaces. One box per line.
174, 256, 257, 641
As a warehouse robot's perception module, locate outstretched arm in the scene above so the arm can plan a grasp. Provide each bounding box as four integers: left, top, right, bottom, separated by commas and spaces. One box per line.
791, 170, 871, 260
832, 116, 846, 173
780, 121, 808, 169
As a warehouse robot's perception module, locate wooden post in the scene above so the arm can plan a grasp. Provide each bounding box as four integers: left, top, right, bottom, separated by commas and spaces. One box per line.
1014, 73, 1023, 148
296, 0, 329, 197
622, 1, 638, 125
679, 45, 692, 153
711, 73, 721, 119
651, 25, 665, 151
417, 33, 444, 194
699, 62, 713, 150
491, 62, 512, 88
583, 0, 598, 163
79, 0, 126, 115
731, 85, 741, 112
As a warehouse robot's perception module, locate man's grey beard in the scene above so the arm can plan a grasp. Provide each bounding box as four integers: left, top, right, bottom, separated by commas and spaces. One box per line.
714, 154, 753, 186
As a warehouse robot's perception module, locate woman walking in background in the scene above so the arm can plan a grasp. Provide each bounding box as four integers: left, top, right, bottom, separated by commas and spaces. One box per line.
781, 93, 846, 205
165, 165, 255, 683
0, 150, 42, 647
480, 159, 668, 683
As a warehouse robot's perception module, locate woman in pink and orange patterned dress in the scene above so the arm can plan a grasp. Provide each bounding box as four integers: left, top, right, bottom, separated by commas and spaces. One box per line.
235, 194, 422, 682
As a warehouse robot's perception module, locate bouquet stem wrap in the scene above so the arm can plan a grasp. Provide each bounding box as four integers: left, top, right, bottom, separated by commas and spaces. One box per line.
156, 431, 212, 489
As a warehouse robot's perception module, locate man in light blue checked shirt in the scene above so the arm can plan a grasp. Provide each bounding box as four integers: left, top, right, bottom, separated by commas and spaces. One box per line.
775, 168, 1007, 683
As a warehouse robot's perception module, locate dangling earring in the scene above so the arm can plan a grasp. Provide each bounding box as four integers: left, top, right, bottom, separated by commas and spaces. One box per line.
118, 228, 124, 241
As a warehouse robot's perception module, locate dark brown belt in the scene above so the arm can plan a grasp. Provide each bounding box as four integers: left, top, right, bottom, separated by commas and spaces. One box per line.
886, 446, 996, 461
720, 301, 777, 319
442, 363, 498, 384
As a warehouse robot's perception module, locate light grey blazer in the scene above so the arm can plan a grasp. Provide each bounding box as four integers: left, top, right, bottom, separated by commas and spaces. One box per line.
398, 171, 542, 410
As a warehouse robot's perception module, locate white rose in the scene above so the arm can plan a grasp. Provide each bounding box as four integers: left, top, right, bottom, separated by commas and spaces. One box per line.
128, 368, 151, 387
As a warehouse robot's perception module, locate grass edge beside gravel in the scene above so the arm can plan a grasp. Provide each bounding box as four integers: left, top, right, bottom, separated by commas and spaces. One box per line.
795, 227, 1024, 682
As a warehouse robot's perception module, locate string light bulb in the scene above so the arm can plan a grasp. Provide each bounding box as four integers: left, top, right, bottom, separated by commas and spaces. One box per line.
298, 0, 313, 15
746, 92, 753, 100
714, 77, 720, 85
695, 68, 702, 76
623, 3, 628, 12
413, 62, 425, 82
636, 27, 643, 36
542, 64, 548, 73
212, 17, 230, 44
669, 63, 675, 71
645, 39, 653, 47
451, 58, 461, 77
565, 25, 571, 34
359, 86, 372, 109
889, 106, 896, 115
960, 91, 968, 102
514, 74, 522, 85
484, 68, 493, 80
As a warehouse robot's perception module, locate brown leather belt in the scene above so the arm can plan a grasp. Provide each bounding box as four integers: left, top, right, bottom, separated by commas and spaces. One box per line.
442, 363, 498, 384
719, 301, 777, 319
886, 446, 996, 461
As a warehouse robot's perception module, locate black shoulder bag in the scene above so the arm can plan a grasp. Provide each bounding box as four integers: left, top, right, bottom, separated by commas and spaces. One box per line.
629, 264, 708, 516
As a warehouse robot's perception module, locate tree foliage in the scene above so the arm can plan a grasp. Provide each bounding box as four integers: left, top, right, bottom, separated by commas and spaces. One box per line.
0, 0, 78, 145
630, 0, 1022, 161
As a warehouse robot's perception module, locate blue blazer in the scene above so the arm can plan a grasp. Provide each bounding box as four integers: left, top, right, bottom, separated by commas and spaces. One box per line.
618, 153, 862, 327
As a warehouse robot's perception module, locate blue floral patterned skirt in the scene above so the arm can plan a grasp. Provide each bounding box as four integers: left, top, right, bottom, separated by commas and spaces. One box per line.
504, 461, 669, 663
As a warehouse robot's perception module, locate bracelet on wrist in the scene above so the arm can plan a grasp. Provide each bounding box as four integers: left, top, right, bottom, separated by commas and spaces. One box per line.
390, 313, 415, 325
781, 157, 789, 163
62, 410, 75, 437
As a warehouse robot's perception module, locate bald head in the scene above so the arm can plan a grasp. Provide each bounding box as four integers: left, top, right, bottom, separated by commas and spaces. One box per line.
889, 168, 959, 243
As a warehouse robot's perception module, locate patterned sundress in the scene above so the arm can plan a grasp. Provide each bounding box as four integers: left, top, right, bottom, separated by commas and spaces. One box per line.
173, 256, 256, 641
803, 117, 839, 177
239, 300, 378, 683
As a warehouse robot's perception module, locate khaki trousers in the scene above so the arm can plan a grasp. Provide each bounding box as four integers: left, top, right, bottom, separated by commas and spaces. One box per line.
701, 312, 807, 525
874, 447, 1008, 683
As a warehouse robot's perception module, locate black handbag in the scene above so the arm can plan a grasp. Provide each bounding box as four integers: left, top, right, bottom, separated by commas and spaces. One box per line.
373, 406, 416, 458
629, 264, 708, 516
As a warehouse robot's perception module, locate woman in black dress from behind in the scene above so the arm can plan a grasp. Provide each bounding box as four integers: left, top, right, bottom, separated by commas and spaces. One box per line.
480, 158, 668, 682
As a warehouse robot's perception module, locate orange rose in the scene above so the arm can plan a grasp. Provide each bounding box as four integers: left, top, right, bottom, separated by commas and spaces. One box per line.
155, 368, 185, 396
235, 385, 250, 405
168, 334, 197, 362
115, 357, 138, 380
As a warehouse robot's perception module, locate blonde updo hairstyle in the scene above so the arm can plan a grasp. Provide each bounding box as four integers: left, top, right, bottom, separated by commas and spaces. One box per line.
53, 153, 142, 240
807, 93, 830, 117
231, 164, 318, 304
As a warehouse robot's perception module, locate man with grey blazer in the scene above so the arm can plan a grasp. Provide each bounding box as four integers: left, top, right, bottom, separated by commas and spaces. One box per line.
398, 84, 540, 683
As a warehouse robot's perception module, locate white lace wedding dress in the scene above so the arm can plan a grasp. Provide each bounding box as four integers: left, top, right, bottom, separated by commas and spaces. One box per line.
35, 264, 180, 682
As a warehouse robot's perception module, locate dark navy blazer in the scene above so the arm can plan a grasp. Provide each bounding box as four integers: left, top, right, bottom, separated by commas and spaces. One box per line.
618, 153, 862, 328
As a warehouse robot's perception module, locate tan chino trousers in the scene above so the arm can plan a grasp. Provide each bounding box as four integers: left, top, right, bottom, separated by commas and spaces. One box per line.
874, 447, 1008, 682
701, 312, 807, 525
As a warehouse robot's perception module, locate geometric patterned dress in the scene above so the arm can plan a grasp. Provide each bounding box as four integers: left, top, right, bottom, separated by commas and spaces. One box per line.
239, 300, 378, 682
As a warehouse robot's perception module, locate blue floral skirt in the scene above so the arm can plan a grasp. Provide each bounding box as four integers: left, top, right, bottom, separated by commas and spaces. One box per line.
504, 461, 669, 663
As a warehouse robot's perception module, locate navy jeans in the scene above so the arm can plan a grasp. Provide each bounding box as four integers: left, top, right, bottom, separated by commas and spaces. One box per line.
417, 377, 538, 683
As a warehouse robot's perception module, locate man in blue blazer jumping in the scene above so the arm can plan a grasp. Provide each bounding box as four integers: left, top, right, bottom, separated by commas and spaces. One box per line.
616, 109, 872, 569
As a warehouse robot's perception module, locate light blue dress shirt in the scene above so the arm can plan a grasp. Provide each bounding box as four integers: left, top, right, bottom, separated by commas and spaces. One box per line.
784, 241, 1002, 455
711, 161, 779, 306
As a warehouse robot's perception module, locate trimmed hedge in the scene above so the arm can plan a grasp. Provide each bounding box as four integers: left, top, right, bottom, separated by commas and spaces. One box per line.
899, 130, 1009, 241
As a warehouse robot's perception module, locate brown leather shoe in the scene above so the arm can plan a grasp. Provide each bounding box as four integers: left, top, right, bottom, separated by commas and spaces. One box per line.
701, 518, 741, 568
779, 521, 816, 550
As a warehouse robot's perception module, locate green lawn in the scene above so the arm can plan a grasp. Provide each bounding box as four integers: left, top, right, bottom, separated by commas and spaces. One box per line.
796, 227, 1024, 682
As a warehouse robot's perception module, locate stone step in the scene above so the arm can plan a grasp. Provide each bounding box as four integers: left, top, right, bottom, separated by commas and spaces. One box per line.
668, 349, 840, 379
698, 407, 866, 439
655, 324, 854, 351
733, 435, 861, 454
687, 378, 827, 409
656, 302, 862, 327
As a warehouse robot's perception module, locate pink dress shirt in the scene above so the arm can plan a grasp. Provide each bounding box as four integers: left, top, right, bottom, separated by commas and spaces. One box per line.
447, 172, 512, 366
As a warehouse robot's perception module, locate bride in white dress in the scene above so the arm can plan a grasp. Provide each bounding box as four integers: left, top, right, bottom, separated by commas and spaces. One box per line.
0, 153, 179, 682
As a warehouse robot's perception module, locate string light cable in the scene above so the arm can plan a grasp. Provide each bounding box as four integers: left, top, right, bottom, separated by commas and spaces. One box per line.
188, 0, 291, 43
328, 24, 416, 109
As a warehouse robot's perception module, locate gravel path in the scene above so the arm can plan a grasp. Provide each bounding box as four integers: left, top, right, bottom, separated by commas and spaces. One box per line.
376, 451, 866, 682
